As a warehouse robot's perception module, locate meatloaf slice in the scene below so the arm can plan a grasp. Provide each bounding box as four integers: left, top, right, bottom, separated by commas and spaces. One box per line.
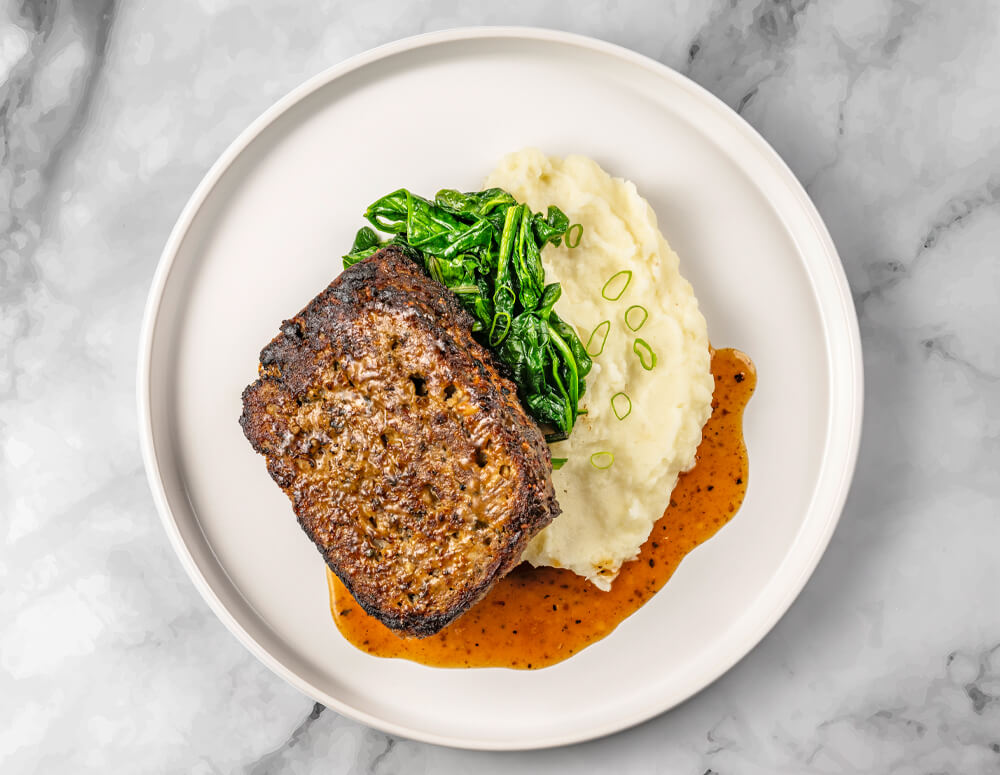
240, 246, 560, 637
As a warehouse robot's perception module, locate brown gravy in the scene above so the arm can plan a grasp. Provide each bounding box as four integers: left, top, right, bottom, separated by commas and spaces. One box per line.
327, 348, 756, 669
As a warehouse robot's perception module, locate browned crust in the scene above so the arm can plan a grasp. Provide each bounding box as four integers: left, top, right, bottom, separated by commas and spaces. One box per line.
240, 246, 559, 637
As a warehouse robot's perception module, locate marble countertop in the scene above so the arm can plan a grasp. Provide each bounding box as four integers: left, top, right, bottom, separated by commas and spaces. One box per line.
3, 1, 999, 772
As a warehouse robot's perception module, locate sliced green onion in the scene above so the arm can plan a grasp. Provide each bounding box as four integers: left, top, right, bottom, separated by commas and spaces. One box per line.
611, 392, 632, 420
625, 304, 648, 331
551, 457, 568, 470
565, 223, 583, 248
633, 338, 657, 370
590, 451, 614, 470
585, 320, 611, 357
601, 270, 632, 301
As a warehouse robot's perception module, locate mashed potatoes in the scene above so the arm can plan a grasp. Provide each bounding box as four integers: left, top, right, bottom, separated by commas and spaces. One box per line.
485, 150, 714, 590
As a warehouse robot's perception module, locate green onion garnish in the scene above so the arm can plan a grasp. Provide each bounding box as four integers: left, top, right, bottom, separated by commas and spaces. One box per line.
586, 320, 611, 356
625, 304, 648, 331
590, 451, 614, 469
611, 392, 632, 420
601, 270, 632, 301
565, 223, 583, 248
633, 338, 657, 370
551, 457, 568, 470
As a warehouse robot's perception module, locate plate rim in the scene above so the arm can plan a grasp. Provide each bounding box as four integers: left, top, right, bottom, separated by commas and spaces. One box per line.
137, 25, 864, 751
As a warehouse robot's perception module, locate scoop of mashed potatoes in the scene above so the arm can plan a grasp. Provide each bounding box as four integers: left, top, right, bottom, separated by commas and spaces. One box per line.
485, 150, 714, 590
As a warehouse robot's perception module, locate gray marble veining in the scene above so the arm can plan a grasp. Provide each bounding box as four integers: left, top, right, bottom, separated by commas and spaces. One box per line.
2, 1, 999, 772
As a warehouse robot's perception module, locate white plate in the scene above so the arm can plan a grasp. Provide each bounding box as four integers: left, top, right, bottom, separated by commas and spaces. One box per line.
138, 28, 862, 750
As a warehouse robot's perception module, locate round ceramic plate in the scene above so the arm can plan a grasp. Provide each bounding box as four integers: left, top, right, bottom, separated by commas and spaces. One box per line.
139, 28, 862, 750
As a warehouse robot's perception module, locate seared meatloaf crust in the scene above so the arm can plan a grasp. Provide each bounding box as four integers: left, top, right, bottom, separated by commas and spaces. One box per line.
240, 246, 560, 637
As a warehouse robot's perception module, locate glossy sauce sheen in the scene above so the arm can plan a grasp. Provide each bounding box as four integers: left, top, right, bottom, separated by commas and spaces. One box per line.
327, 348, 756, 669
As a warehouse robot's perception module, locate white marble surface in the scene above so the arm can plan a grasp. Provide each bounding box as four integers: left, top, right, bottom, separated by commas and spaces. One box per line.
2, 0, 999, 771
